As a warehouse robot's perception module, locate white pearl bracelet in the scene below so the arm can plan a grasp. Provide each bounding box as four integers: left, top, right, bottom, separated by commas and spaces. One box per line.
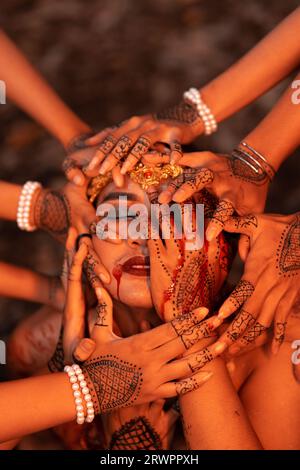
16, 181, 41, 232
183, 87, 217, 135
64, 364, 95, 425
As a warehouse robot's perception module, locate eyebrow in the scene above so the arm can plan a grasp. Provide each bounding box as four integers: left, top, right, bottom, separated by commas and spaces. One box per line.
101, 192, 138, 203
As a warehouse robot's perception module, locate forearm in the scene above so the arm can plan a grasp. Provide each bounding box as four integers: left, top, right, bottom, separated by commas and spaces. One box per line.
0, 181, 22, 221
0, 30, 91, 147
200, 7, 300, 124
0, 373, 77, 442
0, 180, 70, 243
179, 352, 262, 449
240, 73, 300, 171
0, 261, 60, 306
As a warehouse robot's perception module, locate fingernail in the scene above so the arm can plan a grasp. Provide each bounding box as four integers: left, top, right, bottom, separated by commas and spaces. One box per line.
95, 287, 103, 298
100, 273, 110, 284
99, 164, 109, 175
206, 227, 217, 241
74, 175, 83, 186
214, 342, 227, 354
199, 371, 213, 383
79, 338, 95, 353
229, 345, 240, 355
173, 190, 184, 202
87, 158, 98, 171
226, 361, 235, 373
209, 317, 222, 329
218, 306, 230, 319
120, 163, 130, 175
158, 193, 170, 204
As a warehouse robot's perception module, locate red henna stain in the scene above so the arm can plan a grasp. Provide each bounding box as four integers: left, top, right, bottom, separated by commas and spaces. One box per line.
112, 264, 123, 299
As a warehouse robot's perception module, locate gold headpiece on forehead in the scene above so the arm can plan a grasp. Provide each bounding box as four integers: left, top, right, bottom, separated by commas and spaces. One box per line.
87, 162, 183, 202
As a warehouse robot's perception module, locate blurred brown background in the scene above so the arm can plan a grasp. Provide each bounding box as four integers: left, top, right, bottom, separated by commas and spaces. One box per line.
0, 0, 299, 346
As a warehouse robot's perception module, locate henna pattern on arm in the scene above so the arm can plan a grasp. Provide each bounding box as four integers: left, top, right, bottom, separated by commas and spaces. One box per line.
109, 416, 162, 450
227, 154, 269, 186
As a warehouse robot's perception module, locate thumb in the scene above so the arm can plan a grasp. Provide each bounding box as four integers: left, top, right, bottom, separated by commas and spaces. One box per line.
90, 287, 114, 343
73, 338, 96, 362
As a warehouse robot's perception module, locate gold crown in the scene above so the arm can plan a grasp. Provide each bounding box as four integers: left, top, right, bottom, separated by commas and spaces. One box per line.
87, 162, 183, 202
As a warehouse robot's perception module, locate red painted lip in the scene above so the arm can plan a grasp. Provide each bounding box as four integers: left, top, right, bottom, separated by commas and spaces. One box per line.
121, 256, 150, 276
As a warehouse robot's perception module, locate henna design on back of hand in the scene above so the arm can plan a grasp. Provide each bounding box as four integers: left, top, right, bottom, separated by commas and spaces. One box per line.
82, 355, 143, 415
227, 156, 268, 186
109, 416, 162, 450
277, 214, 300, 277
155, 101, 200, 127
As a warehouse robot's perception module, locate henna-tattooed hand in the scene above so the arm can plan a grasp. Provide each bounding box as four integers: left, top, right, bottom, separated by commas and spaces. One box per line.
207, 212, 300, 357
33, 179, 110, 284
80, 287, 214, 415
158, 152, 269, 247
147, 199, 229, 321
102, 400, 179, 450
77, 104, 203, 178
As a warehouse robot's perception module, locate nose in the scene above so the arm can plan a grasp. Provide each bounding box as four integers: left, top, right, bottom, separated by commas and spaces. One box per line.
127, 236, 148, 254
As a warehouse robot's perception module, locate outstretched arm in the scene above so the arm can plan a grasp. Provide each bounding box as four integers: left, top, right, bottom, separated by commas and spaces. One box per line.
0, 29, 91, 147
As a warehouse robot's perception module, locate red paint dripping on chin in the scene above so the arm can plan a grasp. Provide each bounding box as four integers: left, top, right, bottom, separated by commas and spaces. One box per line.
112, 264, 123, 300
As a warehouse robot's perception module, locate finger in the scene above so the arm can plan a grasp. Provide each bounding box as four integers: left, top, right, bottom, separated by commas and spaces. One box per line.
90, 286, 114, 342
73, 338, 96, 362
172, 168, 214, 203
112, 165, 125, 188
228, 318, 269, 356
61, 227, 78, 290
170, 141, 183, 165
142, 152, 170, 165
84, 244, 110, 286
159, 316, 216, 365
156, 371, 213, 399
99, 134, 135, 175
206, 200, 235, 241
64, 242, 88, 361
86, 134, 118, 172
62, 158, 85, 186
218, 308, 257, 348
271, 292, 297, 355
120, 135, 152, 175
158, 177, 184, 204
119, 127, 168, 175
218, 279, 255, 320
227, 330, 269, 357
238, 234, 250, 262
222, 214, 258, 237
144, 307, 209, 350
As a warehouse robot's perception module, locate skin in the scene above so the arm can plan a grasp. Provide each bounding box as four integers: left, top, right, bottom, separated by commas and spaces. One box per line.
67, 8, 300, 181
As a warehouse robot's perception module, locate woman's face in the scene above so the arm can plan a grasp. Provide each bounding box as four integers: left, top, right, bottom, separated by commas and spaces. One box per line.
92, 177, 153, 308
91, 176, 232, 310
